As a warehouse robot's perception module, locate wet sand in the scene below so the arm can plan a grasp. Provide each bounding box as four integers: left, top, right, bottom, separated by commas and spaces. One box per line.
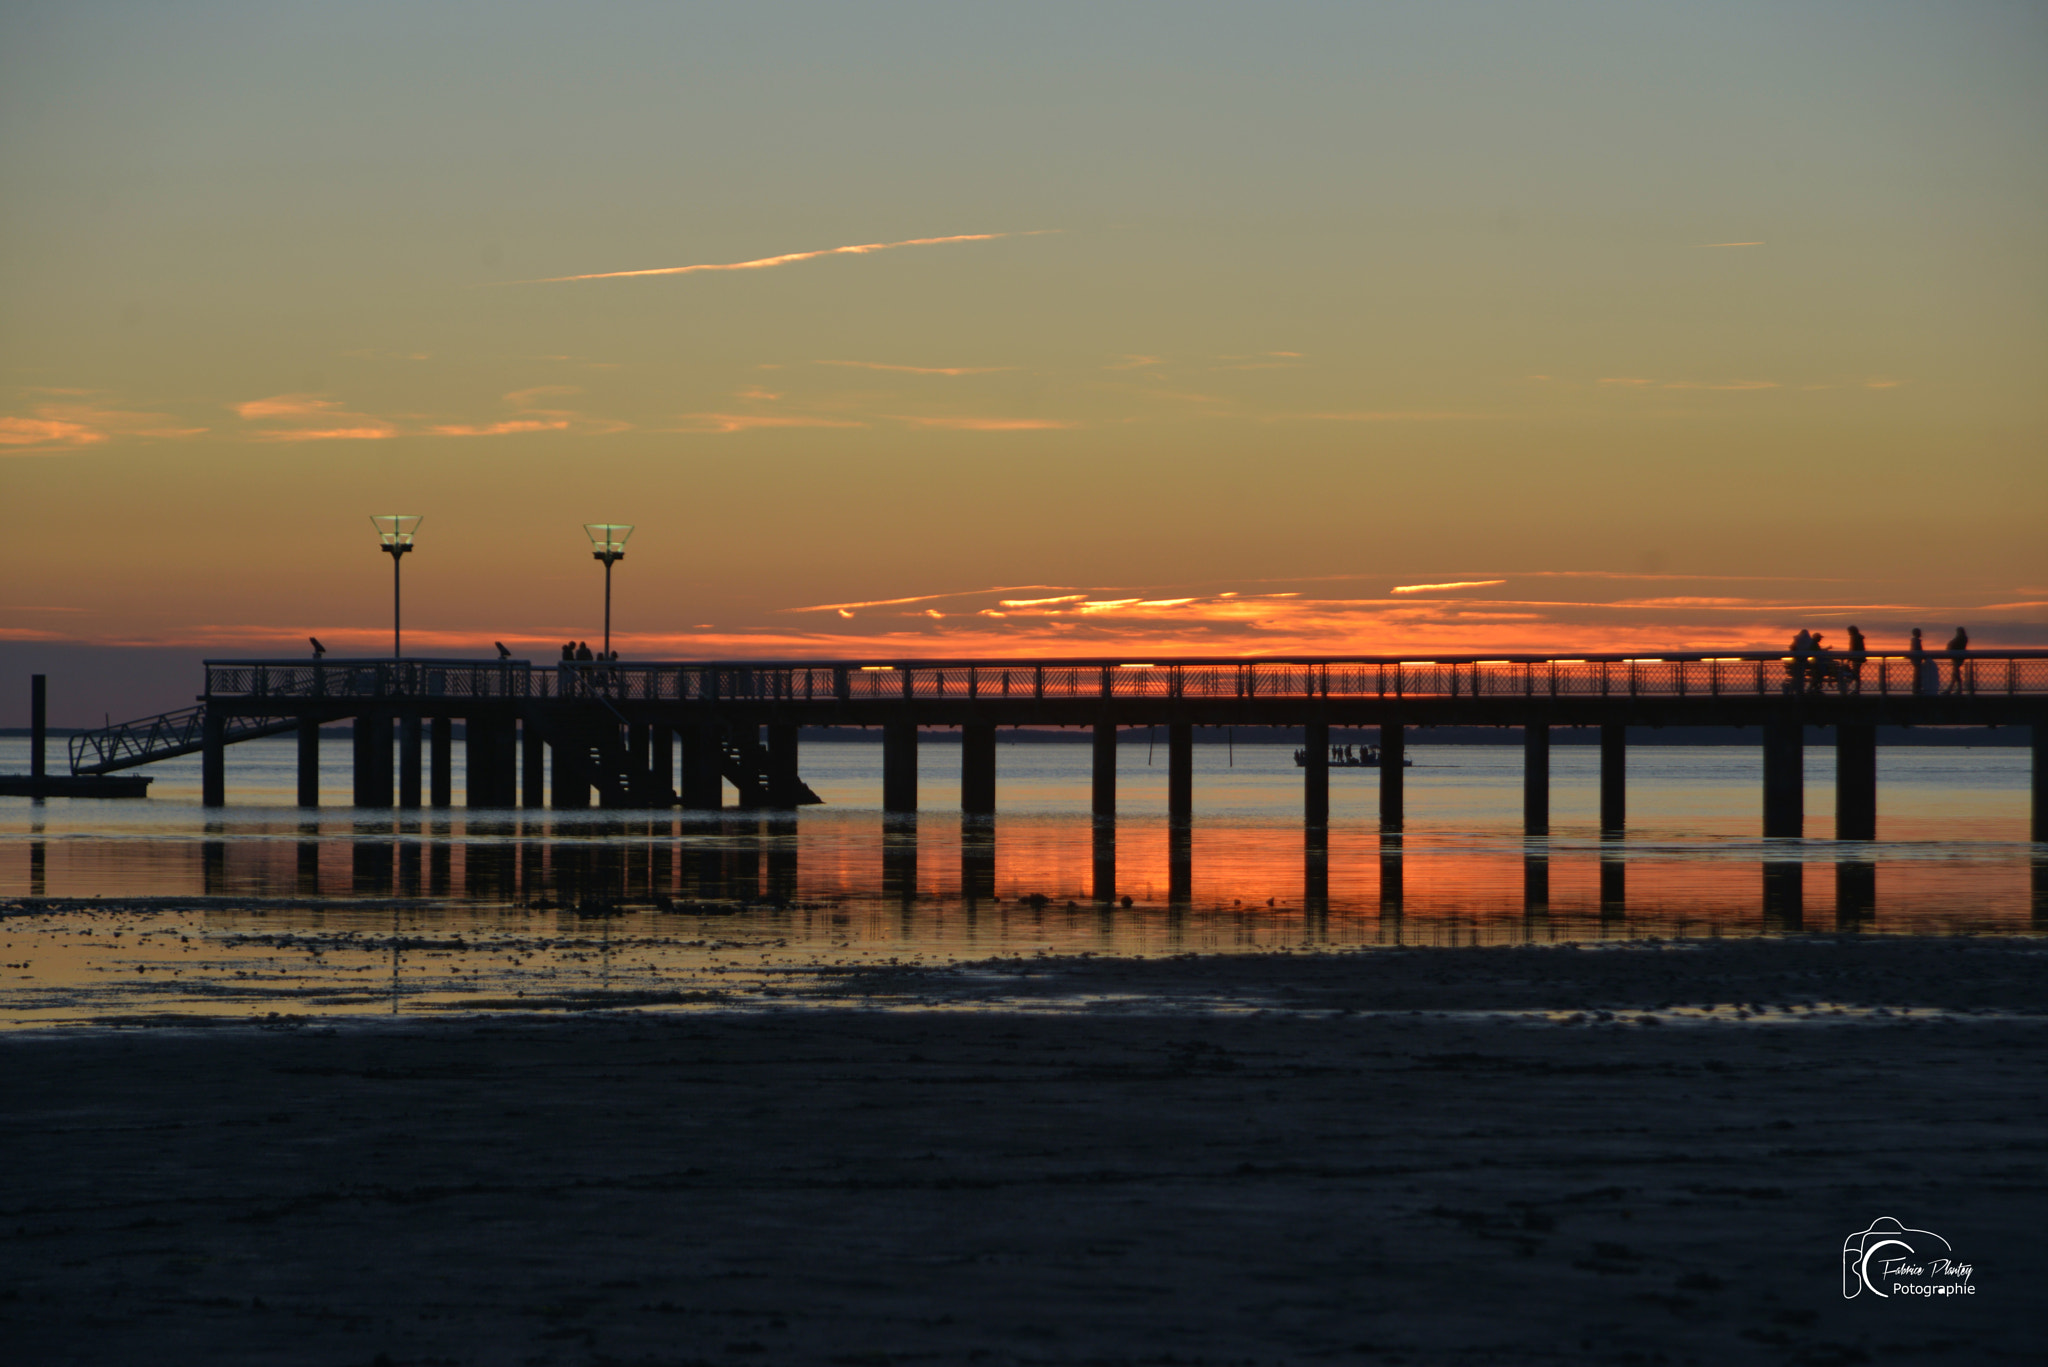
4, 936, 2043, 1365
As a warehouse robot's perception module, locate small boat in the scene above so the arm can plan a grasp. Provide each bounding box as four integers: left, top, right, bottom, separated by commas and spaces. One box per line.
1291, 746, 1412, 769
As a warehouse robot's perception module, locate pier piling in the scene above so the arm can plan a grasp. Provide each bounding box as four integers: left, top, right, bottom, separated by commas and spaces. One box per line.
1835, 724, 1877, 841
1523, 724, 1549, 836
1599, 725, 1626, 833
297, 717, 320, 808
882, 721, 918, 813
1303, 719, 1329, 828
399, 714, 422, 809
1167, 722, 1193, 825
1763, 721, 1804, 837
1092, 722, 1116, 820
961, 724, 996, 815
429, 718, 453, 807
1379, 722, 1405, 830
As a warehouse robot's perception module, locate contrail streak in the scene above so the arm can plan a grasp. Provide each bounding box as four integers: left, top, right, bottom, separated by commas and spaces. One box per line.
515, 231, 1053, 284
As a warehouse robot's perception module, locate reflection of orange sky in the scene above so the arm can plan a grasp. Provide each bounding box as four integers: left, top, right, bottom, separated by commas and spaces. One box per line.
4, 821, 2035, 936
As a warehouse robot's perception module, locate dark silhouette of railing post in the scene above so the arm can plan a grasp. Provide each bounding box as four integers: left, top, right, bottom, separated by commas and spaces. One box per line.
1379, 722, 1404, 830
296, 718, 320, 808
961, 723, 996, 815
429, 718, 453, 807
1763, 721, 1804, 837
1523, 723, 1549, 835
1599, 725, 1626, 832
1303, 718, 1329, 828
1835, 724, 1877, 840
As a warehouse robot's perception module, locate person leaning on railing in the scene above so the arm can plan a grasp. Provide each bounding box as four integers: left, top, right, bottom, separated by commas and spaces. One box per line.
1945, 627, 1970, 694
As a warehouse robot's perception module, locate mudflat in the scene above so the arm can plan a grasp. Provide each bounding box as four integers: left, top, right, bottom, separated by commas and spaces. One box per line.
4, 936, 2043, 1365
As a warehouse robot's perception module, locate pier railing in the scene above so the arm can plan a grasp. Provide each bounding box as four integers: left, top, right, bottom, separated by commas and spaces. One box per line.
204, 652, 2048, 705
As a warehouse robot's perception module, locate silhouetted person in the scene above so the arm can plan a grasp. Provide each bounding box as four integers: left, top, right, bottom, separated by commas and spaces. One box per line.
576, 642, 593, 661
1946, 627, 1969, 693
562, 642, 575, 661
1909, 628, 1937, 695
1846, 625, 1866, 690
1787, 629, 1814, 692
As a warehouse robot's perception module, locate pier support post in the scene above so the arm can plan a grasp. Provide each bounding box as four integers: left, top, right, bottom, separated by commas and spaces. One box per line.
30, 675, 46, 781
1303, 719, 1329, 828
1763, 860, 1803, 931
398, 714, 422, 809
1092, 722, 1117, 820
429, 717, 452, 808
202, 708, 227, 808
767, 722, 800, 808
296, 717, 321, 808
1599, 725, 1626, 833
1836, 859, 1876, 926
679, 723, 719, 810
1379, 722, 1405, 830
352, 712, 392, 809
1835, 723, 1877, 841
1763, 721, 1804, 837
1167, 723, 1193, 825
961, 815, 995, 900
651, 725, 673, 803
1168, 821, 1192, 905
883, 721, 918, 814
522, 722, 545, 809
1523, 724, 1549, 836
961, 724, 997, 816
466, 714, 498, 809
2033, 718, 2046, 845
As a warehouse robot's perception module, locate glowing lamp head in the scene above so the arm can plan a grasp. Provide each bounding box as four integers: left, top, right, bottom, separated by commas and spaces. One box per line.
372, 514, 422, 556
585, 522, 633, 563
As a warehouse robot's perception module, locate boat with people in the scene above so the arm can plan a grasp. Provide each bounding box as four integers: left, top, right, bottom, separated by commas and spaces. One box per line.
1291, 744, 1412, 769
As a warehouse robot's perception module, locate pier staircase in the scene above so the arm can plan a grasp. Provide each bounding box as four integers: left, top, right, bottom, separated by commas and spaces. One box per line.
715, 721, 823, 809
553, 714, 674, 809
68, 705, 297, 775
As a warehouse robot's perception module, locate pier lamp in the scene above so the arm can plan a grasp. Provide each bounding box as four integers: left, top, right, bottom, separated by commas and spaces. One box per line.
584, 523, 633, 657
371, 515, 422, 658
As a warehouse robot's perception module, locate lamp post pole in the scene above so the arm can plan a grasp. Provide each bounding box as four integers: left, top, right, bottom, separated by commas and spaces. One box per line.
372, 516, 422, 659
584, 524, 634, 658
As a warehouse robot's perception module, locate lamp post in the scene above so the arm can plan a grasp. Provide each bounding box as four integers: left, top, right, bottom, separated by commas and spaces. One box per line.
371, 515, 422, 658
584, 523, 633, 657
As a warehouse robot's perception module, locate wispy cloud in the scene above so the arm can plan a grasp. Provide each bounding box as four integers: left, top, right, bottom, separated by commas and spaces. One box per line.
234, 393, 397, 442
428, 418, 571, 437
0, 401, 206, 452
894, 415, 1073, 431
1694, 241, 1764, 247
1271, 411, 1489, 423
1390, 580, 1508, 594
818, 360, 1016, 377
514, 230, 1054, 285
673, 412, 867, 434
1661, 379, 1778, 391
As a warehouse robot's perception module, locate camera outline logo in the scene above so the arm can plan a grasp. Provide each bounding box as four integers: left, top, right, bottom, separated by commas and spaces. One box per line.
1842, 1217, 1974, 1299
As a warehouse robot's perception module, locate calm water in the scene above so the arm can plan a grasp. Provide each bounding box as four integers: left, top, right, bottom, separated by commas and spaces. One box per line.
2, 737, 2040, 1026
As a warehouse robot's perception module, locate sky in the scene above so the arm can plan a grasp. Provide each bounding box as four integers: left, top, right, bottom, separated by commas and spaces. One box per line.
3, 1, 2045, 719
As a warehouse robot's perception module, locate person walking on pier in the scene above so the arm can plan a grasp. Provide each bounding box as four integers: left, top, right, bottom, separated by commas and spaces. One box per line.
1945, 627, 1970, 694
1846, 625, 1867, 691
1909, 629, 1938, 695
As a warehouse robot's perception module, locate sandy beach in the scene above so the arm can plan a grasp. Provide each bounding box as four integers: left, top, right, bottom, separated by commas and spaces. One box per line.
3, 934, 2042, 1365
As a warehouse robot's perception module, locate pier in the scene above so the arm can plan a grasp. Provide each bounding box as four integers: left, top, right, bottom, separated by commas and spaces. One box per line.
50, 651, 2048, 843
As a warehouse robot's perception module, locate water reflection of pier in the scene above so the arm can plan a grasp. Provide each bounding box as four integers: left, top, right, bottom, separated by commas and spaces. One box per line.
177, 816, 2048, 936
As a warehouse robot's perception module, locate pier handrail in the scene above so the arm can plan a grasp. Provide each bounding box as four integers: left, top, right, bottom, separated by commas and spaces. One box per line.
201, 651, 2048, 704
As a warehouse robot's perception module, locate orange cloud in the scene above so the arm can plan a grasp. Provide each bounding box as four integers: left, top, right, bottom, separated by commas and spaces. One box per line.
674, 412, 866, 433
818, 360, 1015, 376
895, 416, 1074, 431
1274, 411, 1488, 422
253, 425, 398, 442
0, 402, 206, 452
427, 419, 571, 437
1390, 580, 1508, 594
233, 394, 339, 420
518, 230, 1054, 284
